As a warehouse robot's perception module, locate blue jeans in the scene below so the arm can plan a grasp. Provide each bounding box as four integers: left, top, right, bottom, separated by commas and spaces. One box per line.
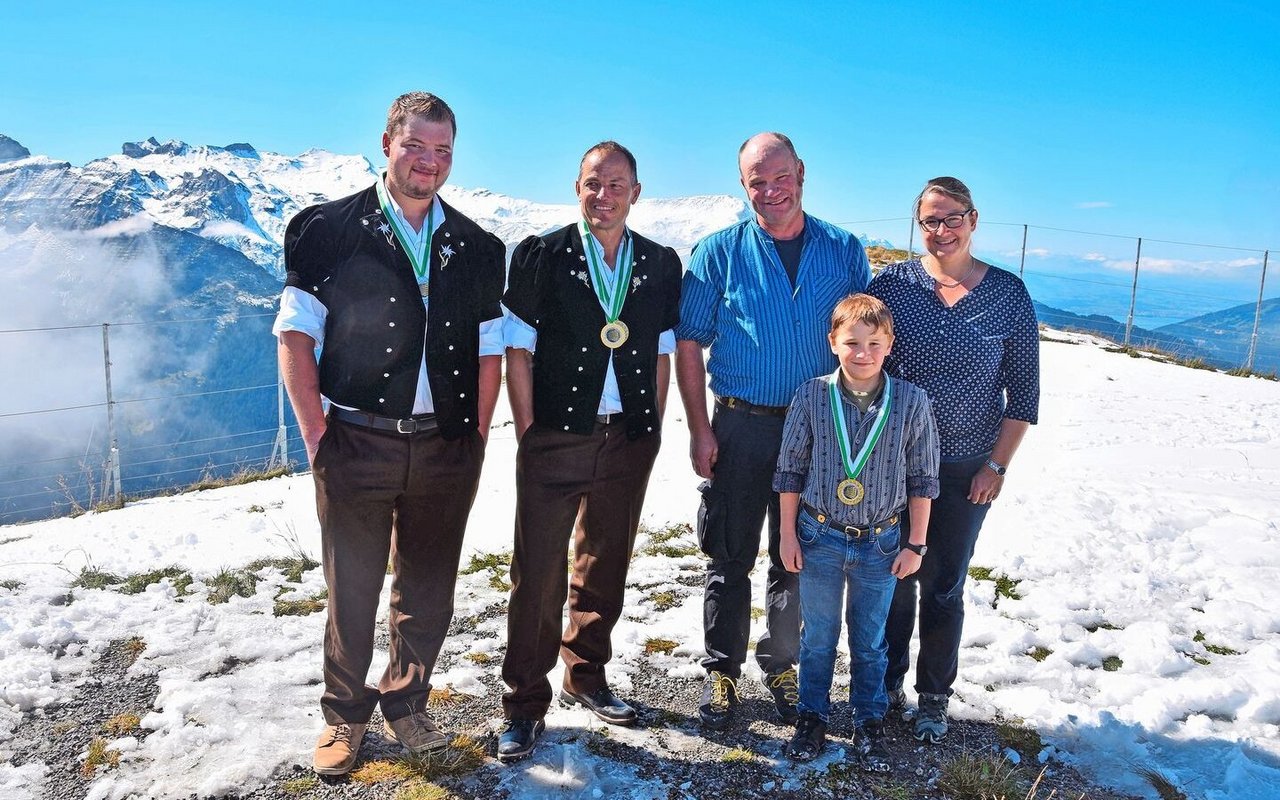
795, 509, 900, 723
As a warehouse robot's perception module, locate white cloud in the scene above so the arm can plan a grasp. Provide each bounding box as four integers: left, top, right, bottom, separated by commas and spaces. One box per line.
1075, 201, 1114, 209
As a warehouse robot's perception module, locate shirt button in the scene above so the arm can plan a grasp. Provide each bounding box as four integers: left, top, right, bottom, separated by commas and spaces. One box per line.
445, 321, 451, 327
645, 409, 650, 414
568, 407, 573, 412
647, 427, 652, 432
378, 398, 385, 403
578, 366, 584, 371
464, 417, 470, 422
572, 386, 578, 391
389, 322, 395, 327
449, 345, 455, 350
640, 389, 646, 394
383, 373, 390, 378
390, 297, 396, 302
582, 347, 588, 353
631, 350, 637, 355
453, 370, 460, 376
635, 369, 641, 374
386, 347, 393, 353
564, 425, 570, 430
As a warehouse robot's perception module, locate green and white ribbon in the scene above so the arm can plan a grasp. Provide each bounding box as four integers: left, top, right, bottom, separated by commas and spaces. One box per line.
580, 219, 633, 323
376, 178, 436, 282
828, 369, 894, 482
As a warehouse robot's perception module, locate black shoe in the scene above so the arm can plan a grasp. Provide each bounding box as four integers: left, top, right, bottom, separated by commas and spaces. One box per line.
559, 686, 637, 726
497, 718, 544, 763
699, 670, 739, 730
762, 667, 800, 725
785, 711, 827, 761
886, 687, 910, 721
854, 718, 890, 772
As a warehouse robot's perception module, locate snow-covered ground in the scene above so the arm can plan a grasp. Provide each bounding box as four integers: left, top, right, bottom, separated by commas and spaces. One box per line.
1, 331, 1278, 800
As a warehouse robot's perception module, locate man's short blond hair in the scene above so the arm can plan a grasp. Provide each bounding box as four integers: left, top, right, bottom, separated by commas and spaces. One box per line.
386, 92, 457, 139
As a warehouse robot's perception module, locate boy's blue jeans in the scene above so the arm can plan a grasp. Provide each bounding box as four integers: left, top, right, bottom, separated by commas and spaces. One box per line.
796, 508, 901, 723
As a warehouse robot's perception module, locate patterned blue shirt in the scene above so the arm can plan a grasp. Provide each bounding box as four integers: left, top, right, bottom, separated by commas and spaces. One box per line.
867, 259, 1040, 461
675, 215, 870, 406
774, 372, 940, 527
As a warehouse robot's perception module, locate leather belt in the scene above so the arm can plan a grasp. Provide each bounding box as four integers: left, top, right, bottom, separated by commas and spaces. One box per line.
802, 501, 899, 539
595, 413, 624, 425
331, 407, 439, 434
715, 395, 788, 417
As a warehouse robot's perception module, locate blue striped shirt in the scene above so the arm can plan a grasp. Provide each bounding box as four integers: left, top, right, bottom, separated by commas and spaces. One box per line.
867, 259, 1040, 461
675, 215, 870, 406
774, 372, 940, 527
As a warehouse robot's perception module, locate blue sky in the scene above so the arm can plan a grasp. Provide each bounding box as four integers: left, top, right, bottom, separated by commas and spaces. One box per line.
3, 1, 1278, 255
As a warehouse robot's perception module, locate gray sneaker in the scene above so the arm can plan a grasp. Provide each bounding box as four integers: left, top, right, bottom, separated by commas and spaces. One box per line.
914, 692, 949, 743
886, 687, 911, 721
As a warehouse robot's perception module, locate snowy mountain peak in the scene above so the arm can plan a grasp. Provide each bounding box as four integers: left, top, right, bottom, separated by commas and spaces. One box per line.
121, 137, 192, 158
0, 134, 31, 162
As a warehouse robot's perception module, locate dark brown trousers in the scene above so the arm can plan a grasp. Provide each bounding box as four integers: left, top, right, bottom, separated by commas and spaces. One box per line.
501, 422, 661, 719
312, 418, 484, 725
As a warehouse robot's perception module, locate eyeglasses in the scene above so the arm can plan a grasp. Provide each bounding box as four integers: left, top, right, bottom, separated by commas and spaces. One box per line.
917, 208, 974, 233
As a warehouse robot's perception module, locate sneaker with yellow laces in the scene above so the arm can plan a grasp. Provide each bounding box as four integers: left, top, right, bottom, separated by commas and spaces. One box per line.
698, 670, 740, 730
762, 667, 800, 725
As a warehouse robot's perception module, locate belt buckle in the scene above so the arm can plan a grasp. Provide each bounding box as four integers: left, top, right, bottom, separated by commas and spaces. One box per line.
396, 418, 415, 434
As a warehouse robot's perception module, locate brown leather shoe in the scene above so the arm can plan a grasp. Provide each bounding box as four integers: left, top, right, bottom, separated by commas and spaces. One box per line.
313, 722, 366, 775
384, 710, 449, 754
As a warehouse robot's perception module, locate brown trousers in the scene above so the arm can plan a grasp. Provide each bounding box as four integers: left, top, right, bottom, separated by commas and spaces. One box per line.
313, 418, 483, 725
501, 422, 661, 719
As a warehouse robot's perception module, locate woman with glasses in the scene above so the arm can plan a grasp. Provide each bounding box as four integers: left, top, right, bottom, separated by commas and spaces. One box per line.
865, 176, 1040, 743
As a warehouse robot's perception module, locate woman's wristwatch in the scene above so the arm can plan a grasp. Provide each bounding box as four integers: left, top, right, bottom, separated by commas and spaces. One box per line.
985, 458, 1007, 476
902, 541, 927, 556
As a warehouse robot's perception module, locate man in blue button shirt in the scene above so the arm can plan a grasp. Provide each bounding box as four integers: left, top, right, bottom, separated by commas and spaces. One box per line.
675, 132, 870, 729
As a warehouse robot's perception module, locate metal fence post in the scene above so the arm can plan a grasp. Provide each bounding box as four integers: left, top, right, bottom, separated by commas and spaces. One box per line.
101, 323, 122, 506
271, 363, 288, 470
1124, 238, 1143, 347
1019, 224, 1028, 277
1246, 250, 1270, 372
907, 219, 914, 258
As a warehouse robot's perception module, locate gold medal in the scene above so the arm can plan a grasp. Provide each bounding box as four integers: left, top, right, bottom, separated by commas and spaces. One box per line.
600, 320, 629, 349
836, 478, 864, 506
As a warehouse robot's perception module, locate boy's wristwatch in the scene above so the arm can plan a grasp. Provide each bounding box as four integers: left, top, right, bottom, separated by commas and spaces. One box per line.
902, 541, 927, 556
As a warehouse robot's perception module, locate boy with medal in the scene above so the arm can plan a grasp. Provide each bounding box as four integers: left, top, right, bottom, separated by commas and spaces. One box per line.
497, 142, 682, 761
773, 294, 939, 766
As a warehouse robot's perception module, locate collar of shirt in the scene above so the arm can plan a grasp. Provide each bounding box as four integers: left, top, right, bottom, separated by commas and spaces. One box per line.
379, 176, 448, 249
579, 224, 633, 299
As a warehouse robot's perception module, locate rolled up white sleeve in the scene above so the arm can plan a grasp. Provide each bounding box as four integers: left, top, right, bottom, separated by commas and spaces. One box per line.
502, 303, 538, 353
272, 287, 328, 346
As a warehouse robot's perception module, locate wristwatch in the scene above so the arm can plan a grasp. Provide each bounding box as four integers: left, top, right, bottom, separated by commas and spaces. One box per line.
902, 541, 927, 556
985, 458, 1007, 476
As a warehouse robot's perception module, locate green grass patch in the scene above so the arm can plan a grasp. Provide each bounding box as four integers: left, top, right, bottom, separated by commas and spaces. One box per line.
395, 782, 459, 800
81, 737, 120, 777
648, 590, 679, 612
1102, 656, 1123, 672
281, 774, 320, 795
72, 567, 123, 591
459, 551, 511, 575
122, 636, 147, 665
351, 734, 485, 785
103, 712, 141, 737
996, 720, 1043, 756
967, 565, 1022, 606
0, 578, 23, 590
720, 747, 757, 763
247, 504, 266, 513
273, 589, 328, 617
487, 572, 511, 592
120, 566, 194, 596
938, 751, 1023, 800
1027, 646, 1053, 662
638, 522, 701, 558
247, 555, 319, 583
187, 465, 289, 493
1225, 366, 1278, 381
644, 637, 679, 655
1194, 629, 1239, 655
206, 568, 259, 605
1136, 766, 1190, 800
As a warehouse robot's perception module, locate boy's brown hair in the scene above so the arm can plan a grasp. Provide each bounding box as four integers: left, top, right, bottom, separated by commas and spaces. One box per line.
829, 293, 894, 337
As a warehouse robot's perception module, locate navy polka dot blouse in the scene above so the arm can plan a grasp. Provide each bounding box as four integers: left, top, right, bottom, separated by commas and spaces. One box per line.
867, 259, 1040, 461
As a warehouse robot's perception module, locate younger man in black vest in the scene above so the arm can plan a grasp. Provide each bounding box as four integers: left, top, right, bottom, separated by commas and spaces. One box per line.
497, 141, 681, 761
275, 92, 505, 776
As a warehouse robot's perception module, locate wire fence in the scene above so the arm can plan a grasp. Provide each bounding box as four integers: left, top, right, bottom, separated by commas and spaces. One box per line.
0, 219, 1275, 525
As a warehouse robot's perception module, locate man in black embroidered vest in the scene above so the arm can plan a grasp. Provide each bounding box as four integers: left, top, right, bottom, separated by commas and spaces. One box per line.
273, 92, 505, 776
496, 142, 681, 761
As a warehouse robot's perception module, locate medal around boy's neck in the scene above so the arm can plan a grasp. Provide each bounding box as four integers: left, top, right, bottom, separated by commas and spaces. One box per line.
839, 370, 883, 397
